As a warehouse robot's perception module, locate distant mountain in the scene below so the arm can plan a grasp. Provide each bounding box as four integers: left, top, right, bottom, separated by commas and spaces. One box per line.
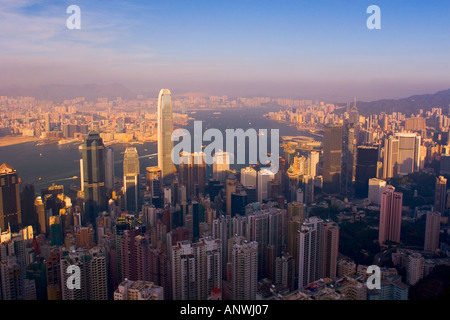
0, 83, 136, 102
352, 89, 450, 116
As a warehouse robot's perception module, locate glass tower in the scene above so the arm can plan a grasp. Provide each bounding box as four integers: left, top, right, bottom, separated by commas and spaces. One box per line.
123, 147, 140, 213
157, 89, 174, 186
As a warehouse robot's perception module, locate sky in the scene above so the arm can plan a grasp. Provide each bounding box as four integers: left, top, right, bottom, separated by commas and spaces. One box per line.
0, 0, 449, 101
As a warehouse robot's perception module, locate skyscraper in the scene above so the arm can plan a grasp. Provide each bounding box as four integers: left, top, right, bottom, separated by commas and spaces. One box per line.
230, 237, 258, 300
424, 211, 441, 253
323, 220, 339, 280
123, 147, 140, 213
213, 151, 230, 184
157, 89, 174, 185
81, 131, 106, 226
407, 253, 424, 286
341, 121, 357, 196
394, 133, 421, 176
323, 125, 342, 194
378, 186, 403, 245
179, 151, 206, 200
355, 146, 379, 198
257, 169, 275, 203
434, 176, 447, 215
105, 146, 115, 193
383, 136, 399, 179
0, 163, 22, 231
368, 178, 387, 205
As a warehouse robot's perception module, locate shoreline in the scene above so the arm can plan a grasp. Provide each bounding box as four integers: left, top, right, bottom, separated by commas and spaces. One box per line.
0, 136, 40, 148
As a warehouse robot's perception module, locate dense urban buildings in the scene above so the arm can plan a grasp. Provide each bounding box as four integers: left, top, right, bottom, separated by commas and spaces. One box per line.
0, 88, 449, 302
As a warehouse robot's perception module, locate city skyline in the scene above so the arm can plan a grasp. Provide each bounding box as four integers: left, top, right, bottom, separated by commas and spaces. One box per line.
0, 1, 449, 101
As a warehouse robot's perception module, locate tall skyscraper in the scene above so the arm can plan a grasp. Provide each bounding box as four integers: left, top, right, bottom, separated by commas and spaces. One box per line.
378, 186, 403, 245
0, 163, 22, 231
157, 89, 174, 185
241, 167, 257, 187
213, 151, 230, 184
230, 237, 258, 300
355, 146, 379, 198
434, 176, 447, 214
341, 121, 357, 196
123, 147, 140, 213
226, 173, 238, 216
308, 151, 319, 177
323, 125, 342, 194
298, 216, 324, 288
179, 151, 206, 199
424, 211, 441, 253
323, 220, 339, 280
394, 133, 421, 176
257, 169, 275, 203
105, 147, 115, 193
383, 136, 399, 179
81, 131, 106, 226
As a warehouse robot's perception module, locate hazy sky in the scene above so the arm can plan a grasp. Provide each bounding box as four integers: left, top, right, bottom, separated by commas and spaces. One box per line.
0, 0, 449, 101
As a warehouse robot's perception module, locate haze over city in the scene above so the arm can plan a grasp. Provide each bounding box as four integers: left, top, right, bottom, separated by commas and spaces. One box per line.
1, 0, 450, 101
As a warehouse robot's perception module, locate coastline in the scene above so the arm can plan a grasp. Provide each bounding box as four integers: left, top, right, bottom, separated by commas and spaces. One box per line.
0, 136, 40, 147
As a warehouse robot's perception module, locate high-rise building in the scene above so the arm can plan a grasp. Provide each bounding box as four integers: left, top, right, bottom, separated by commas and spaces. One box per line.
368, 178, 387, 205
341, 122, 357, 196
247, 211, 269, 279
171, 238, 222, 300
226, 173, 237, 216
257, 169, 275, 203
105, 147, 115, 193
323, 125, 342, 194
213, 151, 230, 184
274, 253, 296, 292
355, 146, 379, 198
407, 253, 424, 286
308, 151, 319, 177
323, 221, 339, 280
157, 89, 174, 185
298, 216, 324, 288
179, 151, 206, 199
383, 136, 399, 179
378, 186, 403, 245
434, 176, 447, 214
230, 237, 258, 300
123, 147, 140, 213
0, 163, 22, 231
20, 183, 37, 228
424, 211, 441, 253
81, 131, 107, 226
394, 133, 421, 176
241, 167, 257, 187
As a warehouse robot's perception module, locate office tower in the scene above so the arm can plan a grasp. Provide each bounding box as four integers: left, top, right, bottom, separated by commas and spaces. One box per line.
257, 169, 275, 203
81, 131, 106, 226
231, 189, 247, 217
298, 216, 324, 288
0, 163, 22, 232
20, 183, 37, 228
378, 186, 403, 245
323, 221, 339, 280
308, 151, 319, 177
368, 178, 387, 205
123, 147, 140, 213
179, 152, 206, 199
394, 133, 421, 176
407, 253, 424, 285
323, 125, 342, 194
45, 112, 51, 132
104, 147, 115, 193
171, 238, 222, 300
241, 167, 257, 187
274, 253, 296, 292
434, 176, 447, 214
157, 89, 174, 185
230, 237, 258, 300
247, 211, 269, 279
213, 151, 230, 184
424, 211, 441, 253
34, 197, 46, 235
226, 173, 237, 216
49, 216, 62, 246
341, 121, 357, 196
355, 146, 379, 198
383, 136, 399, 179
146, 166, 162, 206
114, 279, 164, 300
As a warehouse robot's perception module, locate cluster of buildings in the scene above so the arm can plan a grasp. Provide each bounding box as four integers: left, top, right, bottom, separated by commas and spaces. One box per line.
0, 90, 449, 300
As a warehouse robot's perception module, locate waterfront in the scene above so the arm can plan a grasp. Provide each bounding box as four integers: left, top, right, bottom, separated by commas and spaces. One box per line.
0, 108, 318, 193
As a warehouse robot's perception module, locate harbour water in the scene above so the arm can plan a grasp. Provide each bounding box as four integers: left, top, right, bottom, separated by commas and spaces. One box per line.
0, 108, 318, 193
